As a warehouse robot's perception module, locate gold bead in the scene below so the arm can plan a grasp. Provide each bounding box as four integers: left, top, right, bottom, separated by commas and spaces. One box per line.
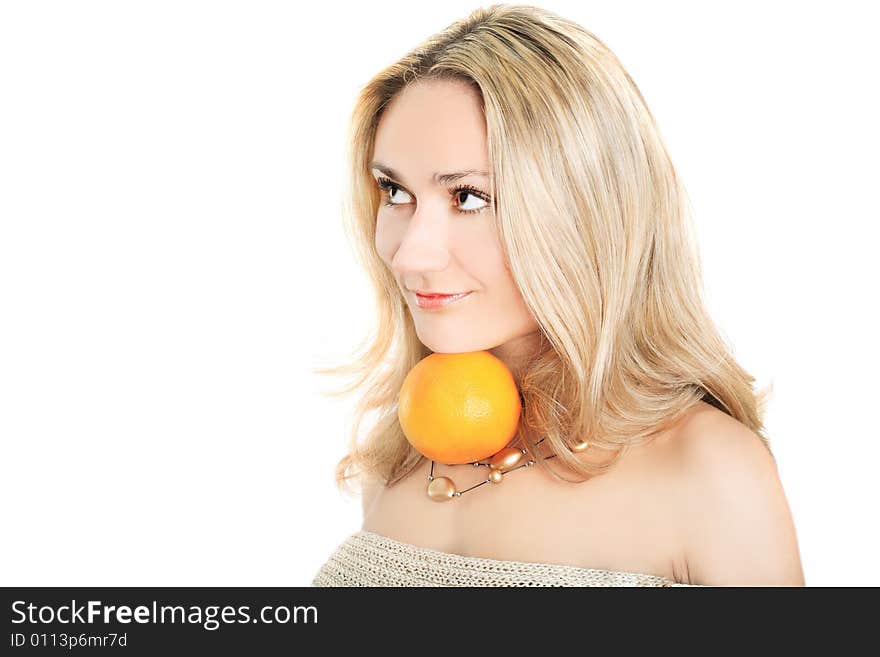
427, 476, 457, 502
488, 469, 504, 483
571, 440, 590, 452
489, 447, 523, 470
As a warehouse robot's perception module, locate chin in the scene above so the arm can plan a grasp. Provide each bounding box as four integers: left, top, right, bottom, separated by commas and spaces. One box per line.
421, 338, 493, 355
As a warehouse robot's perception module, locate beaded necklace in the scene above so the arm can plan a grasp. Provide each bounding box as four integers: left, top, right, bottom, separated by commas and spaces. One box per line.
426, 437, 590, 501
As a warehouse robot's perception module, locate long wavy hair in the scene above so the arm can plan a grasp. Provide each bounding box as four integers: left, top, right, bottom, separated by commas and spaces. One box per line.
313, 3, 773, 497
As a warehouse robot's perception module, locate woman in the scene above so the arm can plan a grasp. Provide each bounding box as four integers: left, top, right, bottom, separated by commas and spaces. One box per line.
311, 3, 804, 586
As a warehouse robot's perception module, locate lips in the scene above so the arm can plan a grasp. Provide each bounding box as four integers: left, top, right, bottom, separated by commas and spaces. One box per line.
413, 290, 467, 296
414, 290, 473, 310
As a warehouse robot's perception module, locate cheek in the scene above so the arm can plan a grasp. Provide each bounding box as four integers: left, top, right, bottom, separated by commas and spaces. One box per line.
461, 226, 509, 286
374, 222, 395, 265
470, 238, 527, 308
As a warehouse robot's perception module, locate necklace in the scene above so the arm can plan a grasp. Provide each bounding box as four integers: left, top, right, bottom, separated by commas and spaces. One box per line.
426, 437, 590, 501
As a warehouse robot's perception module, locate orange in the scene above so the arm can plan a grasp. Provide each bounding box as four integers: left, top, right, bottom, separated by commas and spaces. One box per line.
397, 350, 522, 464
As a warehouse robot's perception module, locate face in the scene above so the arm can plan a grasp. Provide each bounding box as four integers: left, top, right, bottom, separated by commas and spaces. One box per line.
371, 78, 542, 373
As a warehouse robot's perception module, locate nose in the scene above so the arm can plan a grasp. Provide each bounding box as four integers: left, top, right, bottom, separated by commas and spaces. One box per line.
390, 205, 452, 277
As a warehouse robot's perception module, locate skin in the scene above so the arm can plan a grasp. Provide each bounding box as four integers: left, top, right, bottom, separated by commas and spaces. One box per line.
363, 78, 805, 586
371, 78, 542, 376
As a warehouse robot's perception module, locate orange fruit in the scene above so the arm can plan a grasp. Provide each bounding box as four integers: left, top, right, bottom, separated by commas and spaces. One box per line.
397, 350, 522, 464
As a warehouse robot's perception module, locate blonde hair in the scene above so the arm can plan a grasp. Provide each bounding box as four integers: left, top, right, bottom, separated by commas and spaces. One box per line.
314, 3, 773, 497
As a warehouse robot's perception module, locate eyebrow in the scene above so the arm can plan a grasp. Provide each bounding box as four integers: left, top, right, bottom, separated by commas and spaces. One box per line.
370, 161, 492, 186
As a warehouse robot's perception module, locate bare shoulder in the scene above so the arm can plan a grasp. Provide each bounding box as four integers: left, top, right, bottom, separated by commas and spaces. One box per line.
669, 404, 805, 586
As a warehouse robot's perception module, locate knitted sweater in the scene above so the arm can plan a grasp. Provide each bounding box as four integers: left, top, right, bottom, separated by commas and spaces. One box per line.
311, 530, 703, 587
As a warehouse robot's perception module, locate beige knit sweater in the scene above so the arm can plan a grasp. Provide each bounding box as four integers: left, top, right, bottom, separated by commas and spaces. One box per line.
312, 530, 703, 587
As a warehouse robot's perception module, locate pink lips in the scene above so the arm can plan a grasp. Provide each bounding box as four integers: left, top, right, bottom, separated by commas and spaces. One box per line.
414, 291, 473, 310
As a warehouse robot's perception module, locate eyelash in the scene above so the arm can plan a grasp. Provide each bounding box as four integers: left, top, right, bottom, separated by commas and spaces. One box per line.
375, 176, 493, 215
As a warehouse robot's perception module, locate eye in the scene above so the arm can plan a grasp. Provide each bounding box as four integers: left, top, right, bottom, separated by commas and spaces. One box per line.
375, 177, 413, 206
452, 187, 491, 214
375, 176, 492, 215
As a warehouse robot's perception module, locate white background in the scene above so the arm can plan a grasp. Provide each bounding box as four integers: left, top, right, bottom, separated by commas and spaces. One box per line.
1, 1, 877, 586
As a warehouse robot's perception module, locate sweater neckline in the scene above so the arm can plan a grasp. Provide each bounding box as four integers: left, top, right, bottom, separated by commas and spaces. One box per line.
355, 529, 682, 585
